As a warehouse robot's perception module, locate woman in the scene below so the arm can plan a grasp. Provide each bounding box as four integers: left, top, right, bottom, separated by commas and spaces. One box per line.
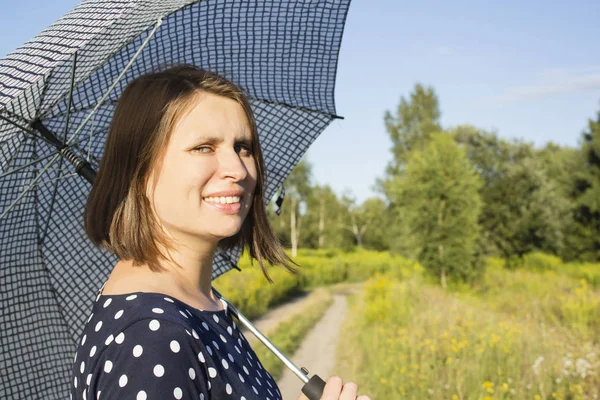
70, 65, 370, 400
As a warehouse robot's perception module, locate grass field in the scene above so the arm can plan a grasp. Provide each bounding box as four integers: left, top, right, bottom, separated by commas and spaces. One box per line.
335, 266, 600, 399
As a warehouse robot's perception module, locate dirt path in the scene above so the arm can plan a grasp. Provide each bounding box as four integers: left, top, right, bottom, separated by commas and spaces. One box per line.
276, 293, 350, 400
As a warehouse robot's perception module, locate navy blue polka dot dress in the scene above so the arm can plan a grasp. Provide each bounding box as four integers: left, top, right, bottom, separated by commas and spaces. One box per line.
70, 283, 283, 400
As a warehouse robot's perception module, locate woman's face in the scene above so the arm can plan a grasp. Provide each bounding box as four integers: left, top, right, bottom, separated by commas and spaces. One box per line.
146, 92, 258, 245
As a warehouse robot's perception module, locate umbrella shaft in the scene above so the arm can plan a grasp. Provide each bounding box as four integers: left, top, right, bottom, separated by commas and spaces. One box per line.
212, 288, 310, 384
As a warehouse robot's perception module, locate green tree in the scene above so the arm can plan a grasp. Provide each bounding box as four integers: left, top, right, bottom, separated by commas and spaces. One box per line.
359, 197, 390, 251
572, 110, 600, 260
451, 125, 571, 262
301, 184, 349, 249
383, 83, 442, 175
393, 133, 483, 287
267, 158, 313, 256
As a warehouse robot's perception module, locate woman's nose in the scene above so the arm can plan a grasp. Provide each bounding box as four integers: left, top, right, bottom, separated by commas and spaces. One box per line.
218, 150, 248, 181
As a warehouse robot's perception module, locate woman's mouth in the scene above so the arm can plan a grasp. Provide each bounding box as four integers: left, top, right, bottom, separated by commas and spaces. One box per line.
202, 196, 242, 214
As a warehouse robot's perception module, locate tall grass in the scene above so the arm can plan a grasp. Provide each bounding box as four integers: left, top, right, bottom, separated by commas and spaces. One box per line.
336, 274, 600, 399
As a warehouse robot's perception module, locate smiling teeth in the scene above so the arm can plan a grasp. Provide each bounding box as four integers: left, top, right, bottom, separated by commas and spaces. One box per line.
204, 196, 241, 204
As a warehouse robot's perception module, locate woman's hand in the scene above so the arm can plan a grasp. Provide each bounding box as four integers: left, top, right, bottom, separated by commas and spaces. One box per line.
296, 376, 371, 400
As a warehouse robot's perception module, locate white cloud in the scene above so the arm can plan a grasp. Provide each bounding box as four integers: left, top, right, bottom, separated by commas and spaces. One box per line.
491, 66, 600, 103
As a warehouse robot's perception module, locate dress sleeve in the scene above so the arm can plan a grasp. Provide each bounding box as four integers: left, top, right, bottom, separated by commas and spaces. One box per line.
89, 318, 210, 400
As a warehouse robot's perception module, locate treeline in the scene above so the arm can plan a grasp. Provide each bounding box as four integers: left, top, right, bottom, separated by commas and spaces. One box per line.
267, 84, 600, 285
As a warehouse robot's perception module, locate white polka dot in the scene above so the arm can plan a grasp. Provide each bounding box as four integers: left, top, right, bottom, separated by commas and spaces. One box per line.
87, 374, 92, 385
228, 353, 234, 362
256, 376, 262, 386
103, 298, 112, 308
257, 369, 262, 378
192, 329, 199, 339
227, 326, 233, 335
170, 340, 180, 353
179, 310, 189, 318
198, 351, 205, 363
226, 383, 232, 394
80, 361, 85, 373
73, 351, 78, 363
186, 309, 192, 316
200, 394, 204, 400
222, 359, 229, 369
136, 391, 146, 400
152, 308, 164, 314
202, 322, 209, 330
206, 346, 213, 356
115, 332, 125, 344
153, 364, 165, 377
96, 391, 101, 400
238, 373, 245, 383
235, 345, 241, 354
212, 340, 219, 350
189, 368, 196, 379
104, 360, 113, 373
126, 294, 137, 301
119, 374, 128, 387
94, 321, 103, 332
208, 367, 217, 378
241, 397, 246, 400
253, 386, 258, 395
89, 346, 97, 357
212, 314, 219, 323
243, 366, 249, 375
105, 334, 114, 345
174, 387, 183, 399
238, 338, 242, 347
268, 388, 274, 395
220, 334, 227, 343
74, 377, 78, 388
149, 319, 160, 331
133, 345, 143, 357
164, 297, 174, 303
208, 381, 211, 390
114, 310, 124, 319
81, 334, 87, 345
83, 390, 87, 400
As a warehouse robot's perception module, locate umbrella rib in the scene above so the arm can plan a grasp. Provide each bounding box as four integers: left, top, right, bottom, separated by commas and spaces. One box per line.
65, 17, 164, 148
0, 153, 61, 220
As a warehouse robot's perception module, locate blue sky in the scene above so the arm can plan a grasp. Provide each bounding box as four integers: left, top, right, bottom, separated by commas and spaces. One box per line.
2, 0, 599, 202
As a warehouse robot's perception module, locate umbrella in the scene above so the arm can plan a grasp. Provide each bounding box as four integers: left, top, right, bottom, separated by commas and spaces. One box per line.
0, 0, 350, 399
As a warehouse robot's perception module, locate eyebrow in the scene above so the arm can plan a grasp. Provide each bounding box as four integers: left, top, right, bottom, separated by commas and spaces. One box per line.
194, 135, 253, 147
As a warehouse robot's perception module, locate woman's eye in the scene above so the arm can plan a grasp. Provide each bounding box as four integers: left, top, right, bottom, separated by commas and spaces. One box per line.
194, 146, 212, 153
235, 144, 253, 156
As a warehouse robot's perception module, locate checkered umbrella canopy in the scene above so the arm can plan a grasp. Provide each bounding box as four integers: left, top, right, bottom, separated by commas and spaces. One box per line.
0, 0, 350, 398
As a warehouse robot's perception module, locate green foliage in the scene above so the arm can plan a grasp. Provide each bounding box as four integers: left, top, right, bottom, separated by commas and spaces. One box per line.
383, 83, 442, 173
451, 125, 573, 262
571, 110, 600, 261
390, 133, 484, 284
213, 249, 423, 319
521, 252, 562, 271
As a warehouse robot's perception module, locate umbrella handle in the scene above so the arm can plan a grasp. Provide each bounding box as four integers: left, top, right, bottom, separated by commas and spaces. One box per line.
301, 374, 326, 400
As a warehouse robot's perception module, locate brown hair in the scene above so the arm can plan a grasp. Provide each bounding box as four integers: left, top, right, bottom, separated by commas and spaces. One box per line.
84, 65, 297, 282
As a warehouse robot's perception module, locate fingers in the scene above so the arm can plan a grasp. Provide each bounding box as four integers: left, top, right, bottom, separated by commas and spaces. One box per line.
339, 380, 358, 400
320, 376, 372, 400
321, 376, 343, 400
